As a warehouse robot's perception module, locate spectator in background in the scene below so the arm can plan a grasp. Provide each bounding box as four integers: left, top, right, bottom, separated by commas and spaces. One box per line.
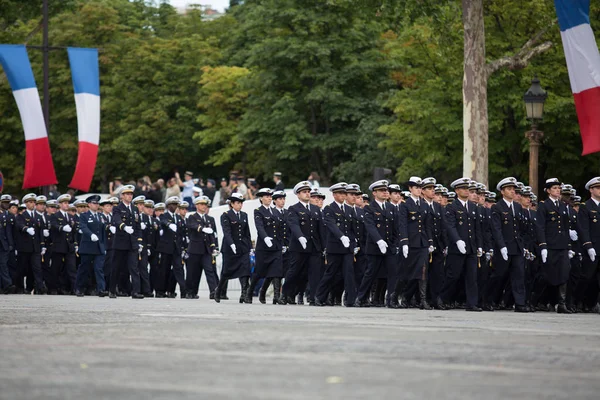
48, 185, 61, 200
147, 182, 163, 204
273, 172, 284, 191
134, 178, 150, 197
219, 178, 231, 205
203, 179, 216, 203
166, 177, 181, 200
191, 186, 203, 210
308, 171, 320, 189
156, 179, 167, 201
236, 176, 248, 198
109, 177, 123, 196
247, 179, 259, 200
176, 171, 195, 204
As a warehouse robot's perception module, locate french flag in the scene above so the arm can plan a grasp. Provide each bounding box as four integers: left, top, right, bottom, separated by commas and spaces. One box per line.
67, 47, 100, 192
0, 45, 57, 188
555, 0, 600, 155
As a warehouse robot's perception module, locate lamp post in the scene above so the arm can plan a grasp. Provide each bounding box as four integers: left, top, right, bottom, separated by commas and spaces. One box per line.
524, 75, 547, 197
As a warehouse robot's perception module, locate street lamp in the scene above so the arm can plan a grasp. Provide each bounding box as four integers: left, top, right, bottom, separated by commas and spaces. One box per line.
524, 75, 548, 197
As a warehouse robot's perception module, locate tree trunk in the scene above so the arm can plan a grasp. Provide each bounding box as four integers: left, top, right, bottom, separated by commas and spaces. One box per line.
462, 0, 488, 185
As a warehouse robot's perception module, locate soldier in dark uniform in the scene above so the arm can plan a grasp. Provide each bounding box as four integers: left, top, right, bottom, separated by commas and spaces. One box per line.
15, 193, 46, 294
246, 188, 284, 303
315, 183, 357, 307
134, 195, 153, 297
101, 197, 116, 292
34, 196, 52, 292
532, 178, 572, 313
519, 189, 538, 309
378, 184, 402, 308
75, 195, 107, 297
482, 177, 529, 312
273, 172, 285, 192
395, 177, 434, 309
48, 194, 77, 295
156, 196, 186, 298
560, 185, 581, 312
0, 197, 15, 294
185, 196, 219, 299
2, 197, 18, 289
435, 178, 483, 311
344, 184, 366, 305
142, 200, 157, 297
354, 180, 400, 307
215, 193, 252, 303
575, 177, 600, 312
280, 182, 325, 305
149, 202, 164, 293
427, 183, 447, 307
110, 185, 144, 299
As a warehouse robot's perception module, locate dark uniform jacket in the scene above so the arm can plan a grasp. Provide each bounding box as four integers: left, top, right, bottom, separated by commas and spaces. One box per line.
274, 207, 290, 248
444, 199, 482, 255
102, 213, 115, 250
0, 211, 13, 251
221, 209, 251, 255
187, 212, 217, 255
578, 199, 600, 252
15, 210, 43, 253
490, 199, 526, 255
398, 197, 433, 248
254, 206, 282, 252
535, 199, 570, 251
111, 202, 142, 251
363, 200, 398, 256
323, 202, 355, 255
49, 211, 76, 254
478, 205, 493, 251
156, 211, 183, 255
79, 211, 106, 255
426, 200, 446, 251
287, 202, 325, 253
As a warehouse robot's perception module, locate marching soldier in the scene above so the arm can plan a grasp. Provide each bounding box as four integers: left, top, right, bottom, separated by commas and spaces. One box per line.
532, 178, 572, 313
15, 193, 46, 294
345, 184, 366, 304
142, 200, 158, 296
575, 177, 600, 312
354, 180, 399, 307
281, 182, 325, 305
435, 178, 483, 311
185, 196, 219, 299
35, 196, 51, 292
215, 193, 252, 303
0, 198, 15, 294
156, 196, 186, 298
110, 185, 144, 299
101, 198, 116, 292
482, 177, 529, 312
315, 183, 357, 307
134, 195, 152, 297
75, 195, 107, 297
49, 194, 77, 295
424, 178, 447, 308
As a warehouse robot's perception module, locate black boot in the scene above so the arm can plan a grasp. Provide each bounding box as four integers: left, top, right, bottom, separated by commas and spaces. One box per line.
556, 284, 572, 314
245, 276, 258, 304
214, 280, 224, 303
419, 280, 431, 310
326, 292, 334, 306
240, 277, 249, 304
296, 292, 303, 305
387, 292, 400, 309
273, 278, 285, 304
259, 278, 271, 304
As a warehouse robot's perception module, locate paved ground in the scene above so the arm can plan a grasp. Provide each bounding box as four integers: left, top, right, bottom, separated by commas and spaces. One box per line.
1, 293, 599, 400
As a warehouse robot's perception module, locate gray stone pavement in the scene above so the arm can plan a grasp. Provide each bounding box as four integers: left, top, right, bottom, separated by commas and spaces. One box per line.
1, 293, 599, 400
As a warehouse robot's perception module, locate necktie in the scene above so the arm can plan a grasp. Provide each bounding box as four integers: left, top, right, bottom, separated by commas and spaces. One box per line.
509, 203, 514, 216
340, 204, 345, 214
555, 200, 559, 208
416, 199, 420, 207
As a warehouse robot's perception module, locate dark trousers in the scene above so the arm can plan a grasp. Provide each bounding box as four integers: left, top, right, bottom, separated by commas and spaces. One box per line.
315, 253, 356, 305
354, 253, 367, 290
356, 254, 396, 302
158, 252, 185, 295
8, 250, 18, 287
484, 254, 526, 306
76, 254, 106, 292
186, 253, 218, 295
429, 250, 445, 302
103, 249, 114, 289
283, 251, 322, 302
575, 254, 600, 305
0, 249, 12, 288
17, 251, 44, 290
148, 248, 159, 292
567, 255, 582, 307
110, 249, 140, 295
440, 253, 478, 308
137, 250, 151, 294
49, 252, 76, 292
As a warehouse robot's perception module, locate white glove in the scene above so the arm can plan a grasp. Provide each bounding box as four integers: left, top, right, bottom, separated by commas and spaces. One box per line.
159, 229, 163, 236
212, 249, 220, 257
43, 229, 50, 237
541, 249, 548, 263
139, 244, 144, 253
26, 227, 35, 236
489, 249, 494, 257
124, 226, 134, 235
403, 245, 409, 258
140, 222, 147, 230
477, 248, 483, 257
588, 248, 597, 262
62, 225, 72, 233
282, 246, 288, 254
500, 247, 508, 261
485, 252, 492, 261
90, 234, 99, 242
169, 223, 177, 232
456, 240, 466, 254
428, 246, 434, 253
353, 247, 360, 255
443, 247, 448, 256
569, 229, 578, 241
78, 229, 83, 234
202, 227, 214, 234
298, 236, 307, 249
340, 236, 350, 248
230, 244, 237, 254
41, 247, 46, 256
568, 250, 575, 259
109, 226, 116, 234
75, 246, 79, 253
147, 249, 151, 256
264, 237, 273, 248
376, 239, 388, 254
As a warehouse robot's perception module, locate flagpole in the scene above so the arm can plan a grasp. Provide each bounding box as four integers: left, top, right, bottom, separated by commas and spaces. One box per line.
41, 0, 49, 196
